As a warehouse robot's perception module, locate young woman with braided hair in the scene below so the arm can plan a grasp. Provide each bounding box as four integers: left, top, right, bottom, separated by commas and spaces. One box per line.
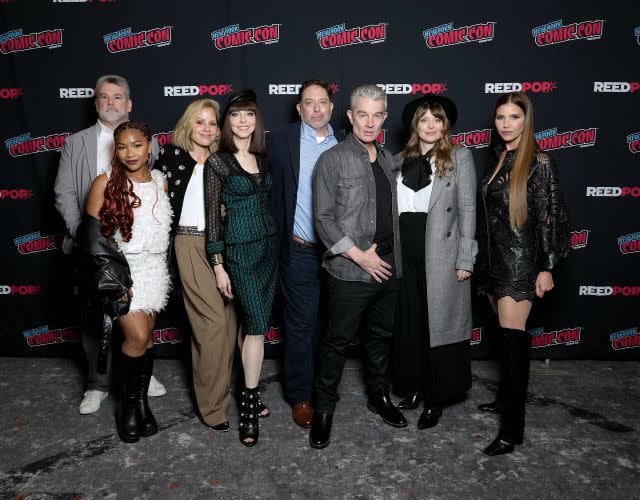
85, 120, 172, 443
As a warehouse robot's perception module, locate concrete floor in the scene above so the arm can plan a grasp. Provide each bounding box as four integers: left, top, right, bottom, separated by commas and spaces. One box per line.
0, 357, 638, 499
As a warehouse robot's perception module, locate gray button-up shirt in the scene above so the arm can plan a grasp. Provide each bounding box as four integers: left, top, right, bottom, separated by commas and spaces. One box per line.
313, 133, 403, 282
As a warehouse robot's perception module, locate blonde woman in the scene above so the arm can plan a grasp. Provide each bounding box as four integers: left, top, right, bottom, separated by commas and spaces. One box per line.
155, 99, 238, 433
477, 92, 569, 456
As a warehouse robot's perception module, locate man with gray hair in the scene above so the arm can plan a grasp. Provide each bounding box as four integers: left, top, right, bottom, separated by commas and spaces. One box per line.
309, 84, 406, 448
55, 74, 164, 415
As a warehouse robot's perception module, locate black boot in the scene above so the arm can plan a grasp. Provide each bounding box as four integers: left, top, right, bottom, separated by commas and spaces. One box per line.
367, 386, 408, 428
138, 348, 158, 437
309, 412, 333, 449
397, 392, 422, 410
484, 328, 531, 456
417, 403, 443, 430
238, 387, 260, 447
478, 320, 504, 414
118, 353, 144, 443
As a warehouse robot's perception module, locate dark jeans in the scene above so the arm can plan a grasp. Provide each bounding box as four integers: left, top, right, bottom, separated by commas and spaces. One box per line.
279, 240, 323, 404
314, 274, 399, 414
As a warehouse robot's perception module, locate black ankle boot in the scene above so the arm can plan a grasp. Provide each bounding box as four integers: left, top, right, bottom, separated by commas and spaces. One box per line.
397, 392, 422, 410
138, 348, 158, 437
239, 387, 260, 447
367, 386, 408, 428
118, 353, 144, 443
309, 412, 333, 449
484, 328, 531, 456
417, 404, 443, 430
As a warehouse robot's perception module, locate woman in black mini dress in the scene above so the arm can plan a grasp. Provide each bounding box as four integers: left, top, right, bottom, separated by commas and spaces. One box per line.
477, 92, 569, 456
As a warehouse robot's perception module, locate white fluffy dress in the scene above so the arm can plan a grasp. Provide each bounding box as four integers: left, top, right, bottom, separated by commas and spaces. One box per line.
112, 169, 173, 314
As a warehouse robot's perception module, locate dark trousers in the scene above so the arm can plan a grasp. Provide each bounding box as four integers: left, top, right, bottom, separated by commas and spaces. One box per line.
279, 241, 323, 404
314, 274, 399, 414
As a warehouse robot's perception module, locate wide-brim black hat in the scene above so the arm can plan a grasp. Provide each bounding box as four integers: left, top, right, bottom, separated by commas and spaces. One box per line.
401, 94, 457, 129
221, 88, 257, 122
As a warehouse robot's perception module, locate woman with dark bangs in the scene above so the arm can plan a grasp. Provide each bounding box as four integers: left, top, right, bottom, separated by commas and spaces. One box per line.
391, 95, 477, 431
477, 92, 569, 456
204, 90, 278, 446
85, 121, 172, 443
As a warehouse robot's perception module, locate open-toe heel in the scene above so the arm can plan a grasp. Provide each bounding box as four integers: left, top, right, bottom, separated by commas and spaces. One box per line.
239, 387, 260, 447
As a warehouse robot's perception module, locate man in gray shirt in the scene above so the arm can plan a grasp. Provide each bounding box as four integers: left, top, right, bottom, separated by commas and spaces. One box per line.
309, 84, 406, 449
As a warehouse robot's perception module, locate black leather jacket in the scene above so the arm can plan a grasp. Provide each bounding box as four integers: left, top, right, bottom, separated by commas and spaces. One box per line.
74, 214, 132, 373
477, 146, 570, 292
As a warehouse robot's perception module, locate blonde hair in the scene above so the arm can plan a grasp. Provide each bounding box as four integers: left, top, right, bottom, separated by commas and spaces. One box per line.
172, 99, 220, 154
496, 92, 536, 229
402, 102, 453, 178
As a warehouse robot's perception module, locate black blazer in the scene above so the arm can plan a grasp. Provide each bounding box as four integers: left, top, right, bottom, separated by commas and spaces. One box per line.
266, 122, 344, 263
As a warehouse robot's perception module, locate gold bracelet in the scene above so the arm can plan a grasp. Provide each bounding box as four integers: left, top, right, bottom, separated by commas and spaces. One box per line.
211, 253, 224, 266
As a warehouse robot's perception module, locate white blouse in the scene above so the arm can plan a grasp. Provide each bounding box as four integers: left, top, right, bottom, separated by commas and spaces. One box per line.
396, 158, 435, 214
178, 163, 205, 230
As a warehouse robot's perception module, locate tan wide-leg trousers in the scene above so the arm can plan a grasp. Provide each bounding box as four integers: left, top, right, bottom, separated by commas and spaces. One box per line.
175, 234, 237, 426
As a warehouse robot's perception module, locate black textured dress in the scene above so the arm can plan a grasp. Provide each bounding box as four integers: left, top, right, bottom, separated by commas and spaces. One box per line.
477, 146, 569, 301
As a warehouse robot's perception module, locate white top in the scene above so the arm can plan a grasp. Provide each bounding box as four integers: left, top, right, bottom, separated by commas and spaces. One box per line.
96, 120, 114, 177
396, 157, 435, 214
178, 163, 205, 230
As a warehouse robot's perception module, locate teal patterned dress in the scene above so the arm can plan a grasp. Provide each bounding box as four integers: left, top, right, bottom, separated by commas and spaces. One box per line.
204, 152, 278, 335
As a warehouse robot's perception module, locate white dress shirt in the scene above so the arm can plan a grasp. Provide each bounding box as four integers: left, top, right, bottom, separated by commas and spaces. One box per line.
397, 157, 435, 213
178, 163, 205, 230
96, 120, 114, 177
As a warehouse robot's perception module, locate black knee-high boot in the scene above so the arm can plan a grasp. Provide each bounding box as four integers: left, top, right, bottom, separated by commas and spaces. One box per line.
484, 328, 531, 456
138, 348, 158, 437
478, 319, 505, 414
118, 353, 144, 443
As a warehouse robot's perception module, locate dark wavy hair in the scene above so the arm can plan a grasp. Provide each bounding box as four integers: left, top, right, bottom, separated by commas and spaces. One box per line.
219, 98, 266, 155
99, 121, 152, 241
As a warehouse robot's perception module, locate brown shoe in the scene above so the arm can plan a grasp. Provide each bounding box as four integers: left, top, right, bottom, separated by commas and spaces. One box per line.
292, 401, 314, 428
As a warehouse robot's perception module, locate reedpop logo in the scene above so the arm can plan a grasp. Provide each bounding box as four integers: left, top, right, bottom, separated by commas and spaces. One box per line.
0, 188, 33, 200
422, 21, 494, 48
163, 83, 232, 97
211, 24, 280, 50
0, 28, 63, 54
103, 26, 172, 53
0, 284, 41, 295
376, 83, 447, 95
535, 127, 597, 151
268, 83, 340, 95
484, 81, 557, 94
0, 88, 23, 99
532, 18, 603, 46
316, 22, 386, 49
5, 132, 68, 157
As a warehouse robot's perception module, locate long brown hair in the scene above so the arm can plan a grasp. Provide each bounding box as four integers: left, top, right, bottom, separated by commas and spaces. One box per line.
219, 98, 266, 155
99, 121, 151, 241
496, 92, 536, 229
402, 101, 453, 178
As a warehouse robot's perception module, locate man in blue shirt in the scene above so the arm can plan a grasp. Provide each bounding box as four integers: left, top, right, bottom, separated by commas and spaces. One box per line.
267, 80, 342, 427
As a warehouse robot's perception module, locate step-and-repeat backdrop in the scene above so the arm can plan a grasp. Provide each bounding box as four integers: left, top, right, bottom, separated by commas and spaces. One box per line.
1, 1, 638, 360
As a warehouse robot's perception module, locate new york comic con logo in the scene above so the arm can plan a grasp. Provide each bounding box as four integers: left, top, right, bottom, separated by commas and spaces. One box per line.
627, 132, 640, 153
153, 327, 183, 344
530, 326, 581, 349
534, 127, 596, 151
571, 229, 589, 250
5, 132, 68, 157
618, 231, 640, 255
23, 325, 80, 347
531, 18, 604, 46
470, 327, 482, 346
610, 327, 640, 351
153, 131, 173, 147
103, 26, 172, 53
0, 28, 63, 54
451, 129, 492, 149
422, 21, 494, 49
14, 231, 63, 254
211, 24, 280, 50
316, 22, 386, 49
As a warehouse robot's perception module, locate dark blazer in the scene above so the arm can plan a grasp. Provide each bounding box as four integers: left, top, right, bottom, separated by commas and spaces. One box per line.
266, 122, 344, 263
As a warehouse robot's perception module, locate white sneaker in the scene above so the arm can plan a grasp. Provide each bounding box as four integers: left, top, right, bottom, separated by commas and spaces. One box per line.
148, 375, 166, 397
78, 390, 108, 415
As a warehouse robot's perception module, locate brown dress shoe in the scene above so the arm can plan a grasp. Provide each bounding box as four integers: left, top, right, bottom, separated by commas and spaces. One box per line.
292, 401, 314, 428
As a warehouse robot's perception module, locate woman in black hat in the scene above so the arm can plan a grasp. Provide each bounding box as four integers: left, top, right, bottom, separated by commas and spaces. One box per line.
204, 89, 278, 446
391, 95, 478, 429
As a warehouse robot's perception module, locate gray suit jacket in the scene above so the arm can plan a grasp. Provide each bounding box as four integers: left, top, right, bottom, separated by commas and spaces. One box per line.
54, 123, 159, 253
395, 145, 477, 347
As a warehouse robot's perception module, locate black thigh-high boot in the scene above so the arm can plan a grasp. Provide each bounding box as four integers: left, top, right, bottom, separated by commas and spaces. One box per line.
118, 353, 144, 443
138, 348, 158, 437
478, 319, 505, 413
484, 328, 531, 456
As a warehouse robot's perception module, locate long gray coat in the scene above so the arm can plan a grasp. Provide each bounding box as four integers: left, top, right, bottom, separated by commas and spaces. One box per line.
395, 145, 477, 347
